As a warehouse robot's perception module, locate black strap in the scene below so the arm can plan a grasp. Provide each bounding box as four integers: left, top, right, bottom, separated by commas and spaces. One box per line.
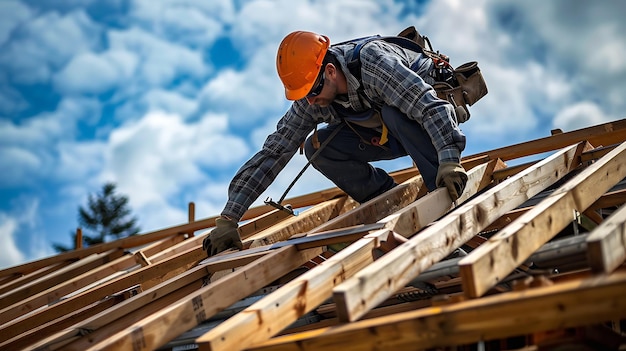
346, 35, 426, 81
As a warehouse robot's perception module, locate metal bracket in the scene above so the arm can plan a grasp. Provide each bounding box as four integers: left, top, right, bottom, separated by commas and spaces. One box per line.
264, 197, 295, 216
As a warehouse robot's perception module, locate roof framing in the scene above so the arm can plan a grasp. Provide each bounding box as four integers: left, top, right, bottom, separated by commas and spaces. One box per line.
1, 118, 626, 351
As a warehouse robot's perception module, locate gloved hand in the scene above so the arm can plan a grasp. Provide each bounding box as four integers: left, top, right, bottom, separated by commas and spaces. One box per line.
202, 216, 243, 257
436, 162, 468, 201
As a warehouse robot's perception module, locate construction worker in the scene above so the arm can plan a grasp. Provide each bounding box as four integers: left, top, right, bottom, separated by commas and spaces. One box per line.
203, 31, 467, 256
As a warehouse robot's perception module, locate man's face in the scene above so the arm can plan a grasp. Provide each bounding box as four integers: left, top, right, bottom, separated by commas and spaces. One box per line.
304, 66, 337, 107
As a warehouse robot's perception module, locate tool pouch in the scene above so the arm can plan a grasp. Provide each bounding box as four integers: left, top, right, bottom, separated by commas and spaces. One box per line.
398, 26, 488, 124
432, 61, 488, 123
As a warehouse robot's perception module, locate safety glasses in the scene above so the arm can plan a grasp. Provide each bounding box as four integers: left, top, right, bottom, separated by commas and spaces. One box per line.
306, 72, 325, 98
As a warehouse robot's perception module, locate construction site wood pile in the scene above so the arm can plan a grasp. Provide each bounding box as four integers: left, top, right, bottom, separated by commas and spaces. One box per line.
1, 119, 626, 351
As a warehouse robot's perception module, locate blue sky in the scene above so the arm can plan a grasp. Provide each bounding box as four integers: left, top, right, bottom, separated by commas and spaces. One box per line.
1, 0, 625, 268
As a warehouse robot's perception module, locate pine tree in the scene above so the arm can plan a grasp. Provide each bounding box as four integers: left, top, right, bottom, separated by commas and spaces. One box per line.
53, 182, 140, 252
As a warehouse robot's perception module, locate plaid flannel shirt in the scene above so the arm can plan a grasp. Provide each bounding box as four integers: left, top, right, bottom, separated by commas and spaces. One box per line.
222, 39, 466, 221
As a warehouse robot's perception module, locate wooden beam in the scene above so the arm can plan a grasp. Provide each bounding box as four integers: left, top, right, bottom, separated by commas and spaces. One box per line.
305, 159, 499, 238
246, 197, 356, 246
0, 261, 71, 296
193, 161, 497, 351
0, 249, 124, 309
0, 245, 206, 343
460, 141, 626, 298
484, 187, 626, 233
249, 269, 626, 351
82, 246, 323, 351
587, 203, 626, 273
40, 226, 368, 350
48, 279, 200, 351
0, 234, 187, 326
23, 240, 295, 351
0, 220, 210, 278
4, 119, 621, 279
466, 118, 626, 162
239, 208, 293, 239
589, 189, 626, 211
304, 175, 427, 236
332, 142, 584, 323
378, 160, 502, 239
196, 229, 394, 351
7, 267, 207, 350
0, 289, 129, 351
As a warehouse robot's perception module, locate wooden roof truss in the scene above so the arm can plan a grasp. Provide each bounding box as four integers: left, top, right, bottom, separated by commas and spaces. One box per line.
1, 119, 626, 351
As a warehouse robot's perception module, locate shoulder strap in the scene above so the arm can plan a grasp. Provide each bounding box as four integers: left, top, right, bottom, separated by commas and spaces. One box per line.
346, 35, 425, 81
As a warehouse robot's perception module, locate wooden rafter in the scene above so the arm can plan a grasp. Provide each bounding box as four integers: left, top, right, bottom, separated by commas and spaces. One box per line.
332, 142, 586, 323
1, 119, 626, 351
587, 202, 626, 273
248, 269, 626, 351
459, 141, 626, 298
193, 161, 499, 351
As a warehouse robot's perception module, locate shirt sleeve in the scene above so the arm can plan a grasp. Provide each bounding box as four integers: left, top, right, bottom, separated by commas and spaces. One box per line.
221, 100, 320, 221
358, 41, 466, 164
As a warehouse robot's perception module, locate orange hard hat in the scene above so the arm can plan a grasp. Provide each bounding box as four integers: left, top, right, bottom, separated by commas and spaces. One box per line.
276, 31, 330, 100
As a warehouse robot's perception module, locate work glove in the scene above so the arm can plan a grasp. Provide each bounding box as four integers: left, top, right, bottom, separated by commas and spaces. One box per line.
436, 162, 468, 202
202, 216, 243, 257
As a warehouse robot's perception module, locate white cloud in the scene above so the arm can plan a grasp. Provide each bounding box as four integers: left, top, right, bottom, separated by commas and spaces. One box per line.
54, 52, 122, 95
0, 213, 26, 268
484, 1, 626, 124
0, 199, 52, 269
0, 83, 29, 117
0, 9, 101, 84
54, 50, 139, 95
55, 140, 107, 181
553, 102, 612, 132
0, 97, 101, 188
198, 45, 285, 125
141, 89, 198, 119
100, 111, 250, 230
108, 27, 209, 87
130, 0, 232, 47
0, 147, 40, 187
0, 0, 33, 46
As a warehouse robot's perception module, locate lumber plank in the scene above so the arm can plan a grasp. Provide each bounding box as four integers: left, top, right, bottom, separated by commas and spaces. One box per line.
83, 246, 323, 351
332, 142, 584, 323
3, 119, 621, 279
0, 249, 124, 309
467, 118, 626, 161
239, 208, 293, 239
249, 269, 626, 351
23, 244, 287, 351
195, 229, 393, 351
0, 253, 135, 326
589, 189, 626, 211
381, 160, 502, 238
491, 143, 617, 183
5, 270, 206, 351
0, 262, 71, 296
0, 245, 206, 343
459, 141, 626, 298
0, 234, 188, 326
247, 197, 356, 246
484, 187, 626, 233
53, 226, 361, 350
60, 280, 200, 351
587, 203, 626, 273
305, 175, 427, 236
0, 223, 208, 279
193, 161, 496, 351
0, 290, 128, 351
